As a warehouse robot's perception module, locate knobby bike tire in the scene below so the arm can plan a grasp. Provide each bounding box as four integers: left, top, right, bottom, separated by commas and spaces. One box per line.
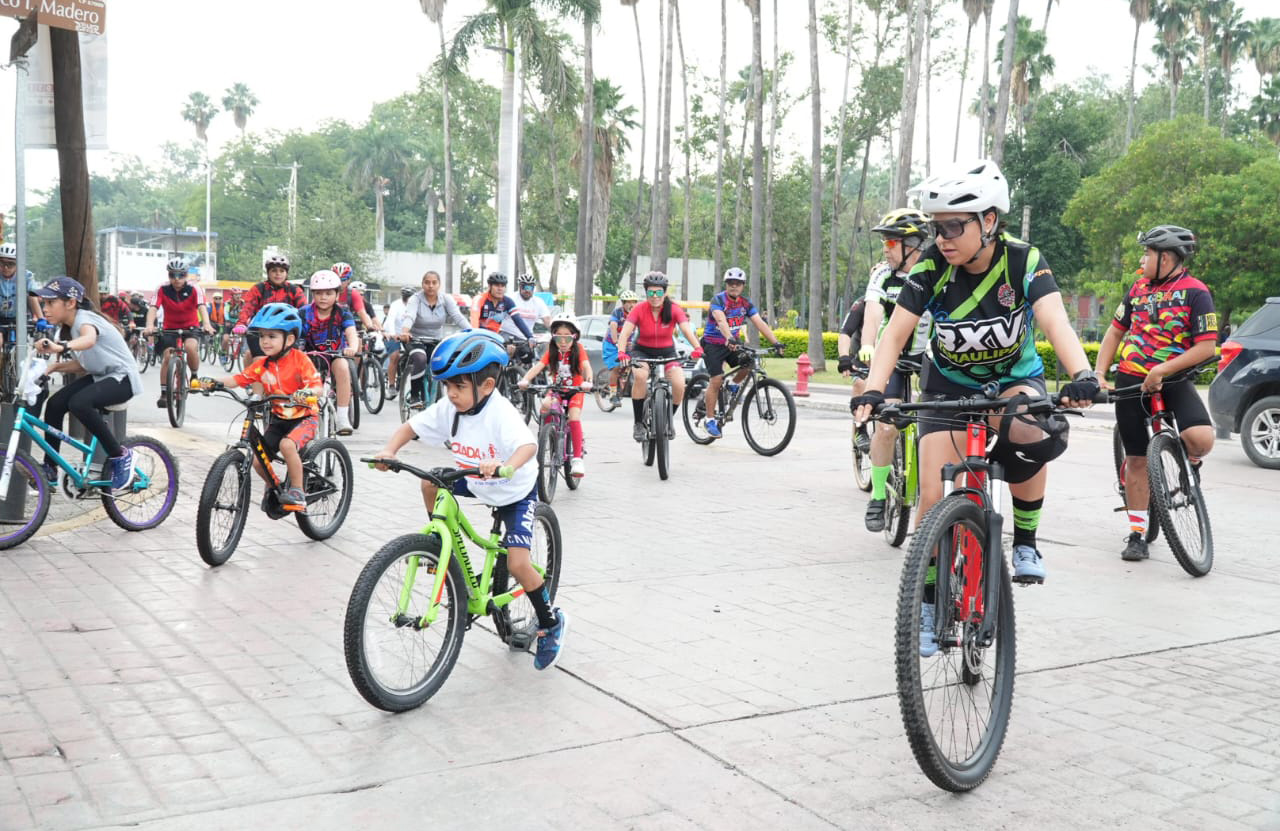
681, 373, 715, 444
895, 494, 1016, 792
397, 370, 412, 423
0, 445, 51, 550
361, 356, 386, 414
135, 337, 150, 373
593, 367, 617, 412
641, 398, 656, 467
654, 387, 670, 480
347, 360, 361, 432
101, 435, 180, 532
195, 449, 251, 567
852, 421, 874, 493
166, 359, 187, 428
1112, 425, 1159, 544
500, 502, 566, 646
537, 422, 560, 504
884, 433, 910, 548
296, 438, 354, 541
344, 534, 469, 712
1146, 432, 1213, 577
562, 427, 580, 491
741, 378, 797, 456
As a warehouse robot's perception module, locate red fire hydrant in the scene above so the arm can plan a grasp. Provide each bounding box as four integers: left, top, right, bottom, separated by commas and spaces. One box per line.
794, 353, 815, 397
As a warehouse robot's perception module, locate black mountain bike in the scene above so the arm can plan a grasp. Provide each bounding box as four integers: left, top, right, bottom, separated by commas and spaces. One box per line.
682, 343, 796, 456
357, 333, 387, 415
631, 356, 679, 480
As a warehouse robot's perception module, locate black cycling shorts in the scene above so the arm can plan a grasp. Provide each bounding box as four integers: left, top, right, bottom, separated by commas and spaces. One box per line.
158, 330, 199, 354
1114, 372, 1211, 457
917, 361, 1047, 438
700, 339, 747, 377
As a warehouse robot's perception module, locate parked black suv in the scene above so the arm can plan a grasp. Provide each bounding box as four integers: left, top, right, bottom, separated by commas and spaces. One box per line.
1209, 297, 1280, 469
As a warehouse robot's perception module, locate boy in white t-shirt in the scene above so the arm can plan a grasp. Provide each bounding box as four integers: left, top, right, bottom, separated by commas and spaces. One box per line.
373, 329, 568, 670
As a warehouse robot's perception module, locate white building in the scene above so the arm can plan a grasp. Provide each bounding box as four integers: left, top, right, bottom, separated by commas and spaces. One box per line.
97, 226, 220, 294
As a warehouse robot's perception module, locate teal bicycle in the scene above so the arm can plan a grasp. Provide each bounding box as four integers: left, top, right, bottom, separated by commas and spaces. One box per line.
0, 361, 180, 550
344, 459, 562, 712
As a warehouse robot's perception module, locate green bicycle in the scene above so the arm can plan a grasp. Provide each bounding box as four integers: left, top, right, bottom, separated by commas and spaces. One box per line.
882, 358, 924, 548
344, 459, 562, 712
0, 363, 180, 550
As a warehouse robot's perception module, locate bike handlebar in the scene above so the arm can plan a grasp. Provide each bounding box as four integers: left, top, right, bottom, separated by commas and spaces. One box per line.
190, 379, 317, 408
358, 457, 514, 486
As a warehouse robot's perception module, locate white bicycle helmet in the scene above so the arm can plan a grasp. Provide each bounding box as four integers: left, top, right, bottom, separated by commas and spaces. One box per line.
308, 269, 342, 291
0, 242, 16, 260
349, 280, 367, 292
166, 257, 188, 275
911, 159, 1010, 215
618, 289, 639, 302
264, 253, 291, 272
548, 313, 581, 338
723, 266, 746, 283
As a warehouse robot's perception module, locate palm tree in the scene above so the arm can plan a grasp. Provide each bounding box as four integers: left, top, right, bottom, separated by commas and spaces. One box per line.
978, 0, 995, 152
990, 0, 1019, 163
827, 0, 854, 329
576, 16, 597, 313
1191, 0, 1221, 121
747, 0, 765, 318
419, 0, 455, 290
1155, 0, 1193, 118
1042, 0, 1058, 31
1127, 0, 1153, 146
1249, 76, 1280, 143
1154, 34, 1196, 118
713, 0, 728, 282
621, 0, 647, 288
955, 0, 983, 161
997, 15, 1054, 137
675, 1, 693, 301
447, 0, 601, 279
404, 131, 445, 250
181, 92, 218, 142
806, 0, 825, 371
1245, 17, 1280, 96
220, 83, 258, 136
346, 122, 410, 255
573, 80, 638, 285
650, 0, 675, 272
892, 0, 927, 203
763, 0, 780, 321
1216, 1, 1248, 132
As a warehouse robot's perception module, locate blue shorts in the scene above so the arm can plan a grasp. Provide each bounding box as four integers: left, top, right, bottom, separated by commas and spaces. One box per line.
602, 340, 619, 369
450, 480, 538, 549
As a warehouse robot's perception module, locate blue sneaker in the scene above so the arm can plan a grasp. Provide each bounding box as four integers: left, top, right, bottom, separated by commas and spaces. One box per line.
705, 418, 722, 438
920, 602, 939, 658
108, 448, 135, 490
1012, 545, 1045, 584
533, 609, 568, 671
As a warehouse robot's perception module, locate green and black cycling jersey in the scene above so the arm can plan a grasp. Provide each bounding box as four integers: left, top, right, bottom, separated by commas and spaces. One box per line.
895, 234, 1059, 390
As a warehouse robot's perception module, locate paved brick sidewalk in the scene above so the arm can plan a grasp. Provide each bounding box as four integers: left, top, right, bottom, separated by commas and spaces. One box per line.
0, 394, 1277, 830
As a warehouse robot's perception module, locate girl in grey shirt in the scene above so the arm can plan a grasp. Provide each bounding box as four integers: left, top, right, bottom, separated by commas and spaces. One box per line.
33, 277, 142, 489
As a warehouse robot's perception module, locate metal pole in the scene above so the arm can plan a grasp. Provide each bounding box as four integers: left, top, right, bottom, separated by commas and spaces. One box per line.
288, 161, 298, 250
15, 55, 29, 369
507, 42, 522, 276
205, 141, 212, 279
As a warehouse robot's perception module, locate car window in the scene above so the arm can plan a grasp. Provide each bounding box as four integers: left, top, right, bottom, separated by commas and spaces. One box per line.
583, 318, 605, 340
1234, 300, 1280, 338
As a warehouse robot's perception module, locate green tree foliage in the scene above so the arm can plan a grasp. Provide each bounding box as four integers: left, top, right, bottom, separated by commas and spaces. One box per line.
1063, 116, 1280, 323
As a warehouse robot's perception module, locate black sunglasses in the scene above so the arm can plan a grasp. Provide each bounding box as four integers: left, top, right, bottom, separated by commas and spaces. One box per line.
931, 216, 978, 240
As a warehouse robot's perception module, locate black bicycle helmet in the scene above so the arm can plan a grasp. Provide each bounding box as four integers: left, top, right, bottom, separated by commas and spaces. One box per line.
487, 272, 508, 286
642, 271, 669, 288
1137, 225, 1197, 260
872, 208, 931, 241
400, 286, 414, 299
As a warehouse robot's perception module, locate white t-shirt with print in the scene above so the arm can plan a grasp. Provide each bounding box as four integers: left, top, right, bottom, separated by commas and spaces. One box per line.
504, 294, 551, 338
407, 392, 537, 507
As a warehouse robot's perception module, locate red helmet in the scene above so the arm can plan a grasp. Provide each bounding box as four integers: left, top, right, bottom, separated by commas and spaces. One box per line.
117, 290, 129, 299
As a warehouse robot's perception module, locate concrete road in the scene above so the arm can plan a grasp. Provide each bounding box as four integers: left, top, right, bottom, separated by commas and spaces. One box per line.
1, 362, 1277, 830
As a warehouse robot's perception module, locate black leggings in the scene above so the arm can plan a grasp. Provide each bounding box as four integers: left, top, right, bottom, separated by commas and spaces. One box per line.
43, 374, 133, 463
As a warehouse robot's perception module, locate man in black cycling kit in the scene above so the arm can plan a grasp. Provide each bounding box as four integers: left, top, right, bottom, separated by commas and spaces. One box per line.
837, 297, 869, 446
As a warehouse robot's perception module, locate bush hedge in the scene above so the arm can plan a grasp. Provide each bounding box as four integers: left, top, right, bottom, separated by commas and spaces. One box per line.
774, 331, 1218, 384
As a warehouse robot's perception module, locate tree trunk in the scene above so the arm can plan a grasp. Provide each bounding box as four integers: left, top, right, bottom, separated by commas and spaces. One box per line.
544, 106, 563, 294
575, 19, 596, 315
713, 0, 728, 281
438, 14, 454, 292
763, 0, 780, 322
496, 23, 519, 277
891, 0, 926, 204
979, 5, 993, 153
1126, 17, 1140, 147
1201, 28, 1211, 122
650, 0, 675, 273
924, 0, 933, 175
844, 135, 874, 296
50, 29, 97, 298
827, 0, 854, 331
954, 20, 974, 162
676, 0, 693, 302
425, 194, 437, 250
628, 1, 648, 290
1169, 53, 1178, 118
990, 0, 1018, 164
806, 0, 825, 372
747, 1, 765, 340
375, 182, 386, 255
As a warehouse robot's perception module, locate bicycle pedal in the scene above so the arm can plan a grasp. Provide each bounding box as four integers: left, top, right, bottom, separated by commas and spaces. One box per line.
507, 630, 535, 651
1010, 575, 1044, 586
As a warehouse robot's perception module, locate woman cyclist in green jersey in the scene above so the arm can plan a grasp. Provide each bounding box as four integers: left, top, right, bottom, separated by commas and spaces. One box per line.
852, 159, 1098, 594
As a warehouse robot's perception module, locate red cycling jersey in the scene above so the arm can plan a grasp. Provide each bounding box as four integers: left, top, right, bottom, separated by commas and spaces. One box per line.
625, 300, 688, 350
337, 285, 366, 316
155, 283, 205, 330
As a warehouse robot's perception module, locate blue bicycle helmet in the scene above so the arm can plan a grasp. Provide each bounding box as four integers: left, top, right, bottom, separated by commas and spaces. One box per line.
431, 329, 509, 381
248, 302, 304, 338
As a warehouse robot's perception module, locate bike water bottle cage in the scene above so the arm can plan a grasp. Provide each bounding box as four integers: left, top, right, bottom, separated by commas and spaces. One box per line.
985, 393, 1070, 484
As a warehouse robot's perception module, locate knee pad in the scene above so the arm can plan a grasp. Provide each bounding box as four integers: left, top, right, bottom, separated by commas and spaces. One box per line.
987, 394, 1070, 484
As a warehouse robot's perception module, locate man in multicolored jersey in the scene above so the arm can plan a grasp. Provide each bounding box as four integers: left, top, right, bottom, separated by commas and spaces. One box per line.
1094, 225, 1216, 562
699, 267, 784, 438
470, 272, 534, 356
853, 159, 1097, 615
330, 262, 381, 333
860, 209, 935, 532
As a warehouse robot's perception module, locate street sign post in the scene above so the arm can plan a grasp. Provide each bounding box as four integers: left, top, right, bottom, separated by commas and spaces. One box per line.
0, 1, 107, 37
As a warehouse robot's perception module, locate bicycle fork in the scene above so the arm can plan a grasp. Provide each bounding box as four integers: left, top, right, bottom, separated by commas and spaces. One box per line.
0, 412, 23, 493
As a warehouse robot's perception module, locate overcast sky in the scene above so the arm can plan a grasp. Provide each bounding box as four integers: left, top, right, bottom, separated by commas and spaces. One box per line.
1, 0, 1273, 219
